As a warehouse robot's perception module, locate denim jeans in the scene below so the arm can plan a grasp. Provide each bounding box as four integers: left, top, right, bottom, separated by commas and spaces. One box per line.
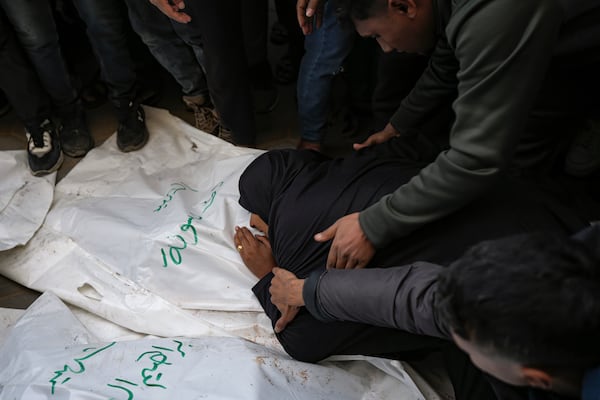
297, 1, 355, 143
0, 0, 77, 114
0, 15, 52, 129
72, 0, 137, 105
124, 0, 208, 98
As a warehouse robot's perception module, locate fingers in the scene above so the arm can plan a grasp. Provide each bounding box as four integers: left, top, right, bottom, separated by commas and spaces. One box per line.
314, 223, 337, 243
296, 0, 311, 35
255, 235, 271, 249
353, 136, 375, 151
297, 0, 323, 35
274, 316, 287, 333
149, 0, 191, 23
234, 226, 255, 250
274, 306, 300, 333
306, 0, 322, 17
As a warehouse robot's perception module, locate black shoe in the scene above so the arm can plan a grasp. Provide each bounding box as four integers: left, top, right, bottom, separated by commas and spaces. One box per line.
60, 106, 94, 157
25, 119, 64, 176
116, 102, 149, 152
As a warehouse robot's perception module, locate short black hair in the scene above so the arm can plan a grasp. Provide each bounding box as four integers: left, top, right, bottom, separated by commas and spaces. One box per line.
437, 232, 600, 371
332, 0, 388, 23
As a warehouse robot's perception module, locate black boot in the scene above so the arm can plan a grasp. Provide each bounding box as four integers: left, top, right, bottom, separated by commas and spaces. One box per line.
115, 100, 149, 152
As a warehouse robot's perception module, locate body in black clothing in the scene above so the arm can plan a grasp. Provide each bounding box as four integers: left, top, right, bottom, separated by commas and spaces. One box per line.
238, 137, 590, 363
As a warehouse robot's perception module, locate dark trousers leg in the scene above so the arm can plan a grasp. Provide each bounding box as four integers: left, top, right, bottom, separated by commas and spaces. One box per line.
0, 0, 77, 112
72, 0, 137, 104
274, 0, 305, 66
124, 0, 208, 97
184, 0, 256, 145
0, 15, 51, 128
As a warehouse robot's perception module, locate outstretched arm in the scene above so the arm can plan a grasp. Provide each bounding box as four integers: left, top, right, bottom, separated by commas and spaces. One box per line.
270, 262, 449, 338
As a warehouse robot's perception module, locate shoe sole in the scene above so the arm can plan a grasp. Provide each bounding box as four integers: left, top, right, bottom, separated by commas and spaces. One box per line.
118, 129, 149, 153
30, 151, 64, 177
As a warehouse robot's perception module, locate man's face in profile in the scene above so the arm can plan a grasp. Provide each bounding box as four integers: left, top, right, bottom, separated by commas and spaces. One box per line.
352, 0, 436, 54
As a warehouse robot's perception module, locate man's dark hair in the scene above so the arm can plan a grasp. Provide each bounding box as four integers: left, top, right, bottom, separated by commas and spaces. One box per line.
437, 232, 600, 371
332, 0, 388, 24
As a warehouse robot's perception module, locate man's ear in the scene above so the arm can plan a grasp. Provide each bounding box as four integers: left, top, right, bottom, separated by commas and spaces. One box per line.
522, 367, 553, 390
388, 0, 417, 18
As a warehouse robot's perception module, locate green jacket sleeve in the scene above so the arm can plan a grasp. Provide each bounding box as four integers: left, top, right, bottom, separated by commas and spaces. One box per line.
361, 0, 564, 247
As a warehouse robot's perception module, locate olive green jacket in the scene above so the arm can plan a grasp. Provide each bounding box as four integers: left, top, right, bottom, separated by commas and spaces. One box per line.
360, 0, 600, 247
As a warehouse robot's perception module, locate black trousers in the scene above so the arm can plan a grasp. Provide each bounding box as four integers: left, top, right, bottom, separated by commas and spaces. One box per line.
0, 14, 51, 129
183, 0, 256, 145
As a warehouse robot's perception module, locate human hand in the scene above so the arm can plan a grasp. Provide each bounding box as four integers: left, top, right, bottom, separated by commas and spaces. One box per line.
296, 0, 324, 35
234, 226, 276, 279
249, 213, 268, 237
353, 123, 400, 150
314, 213, 375, 269
149, 0, 191, 23
270, 267, 304, 333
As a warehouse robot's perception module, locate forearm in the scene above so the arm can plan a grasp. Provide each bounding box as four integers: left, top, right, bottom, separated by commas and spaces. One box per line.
303, 263, 449, 338
360, 149, 503, 247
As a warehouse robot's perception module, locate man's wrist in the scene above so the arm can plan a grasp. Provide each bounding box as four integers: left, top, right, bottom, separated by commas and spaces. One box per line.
290, 279, 305, 306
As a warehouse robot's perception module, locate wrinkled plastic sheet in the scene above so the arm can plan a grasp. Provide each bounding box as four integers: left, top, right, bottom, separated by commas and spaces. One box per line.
0, 108, 441, 399
0, 293, 428, 400
0, 150, 55, 251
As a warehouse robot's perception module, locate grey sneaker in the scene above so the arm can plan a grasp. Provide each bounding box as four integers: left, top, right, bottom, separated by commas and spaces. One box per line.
25, 119, 64, 176
565, 119, 600, 177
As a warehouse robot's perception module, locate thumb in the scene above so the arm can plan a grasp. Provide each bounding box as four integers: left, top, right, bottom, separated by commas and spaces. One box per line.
353, 136, 373, 151
274, 314, 291, 333
256, 235, 271, 248
314, 223, 337, 242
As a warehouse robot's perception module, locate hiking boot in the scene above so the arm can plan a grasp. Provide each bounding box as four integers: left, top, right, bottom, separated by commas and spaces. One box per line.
215, 124, 235, 144
60, 105, 94, 157
183, 96, 237, 144
183, 95, 220, 134
25, 119, 64, 176
116, 101, 149, 152
565, 119, 600, 177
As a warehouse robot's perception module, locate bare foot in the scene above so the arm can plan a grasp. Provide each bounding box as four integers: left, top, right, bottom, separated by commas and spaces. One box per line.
234, 226, 276, 279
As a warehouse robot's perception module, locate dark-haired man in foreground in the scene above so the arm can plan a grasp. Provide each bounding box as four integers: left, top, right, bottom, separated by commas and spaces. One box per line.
313, 0, 600, 270
270, 224, 600, 399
